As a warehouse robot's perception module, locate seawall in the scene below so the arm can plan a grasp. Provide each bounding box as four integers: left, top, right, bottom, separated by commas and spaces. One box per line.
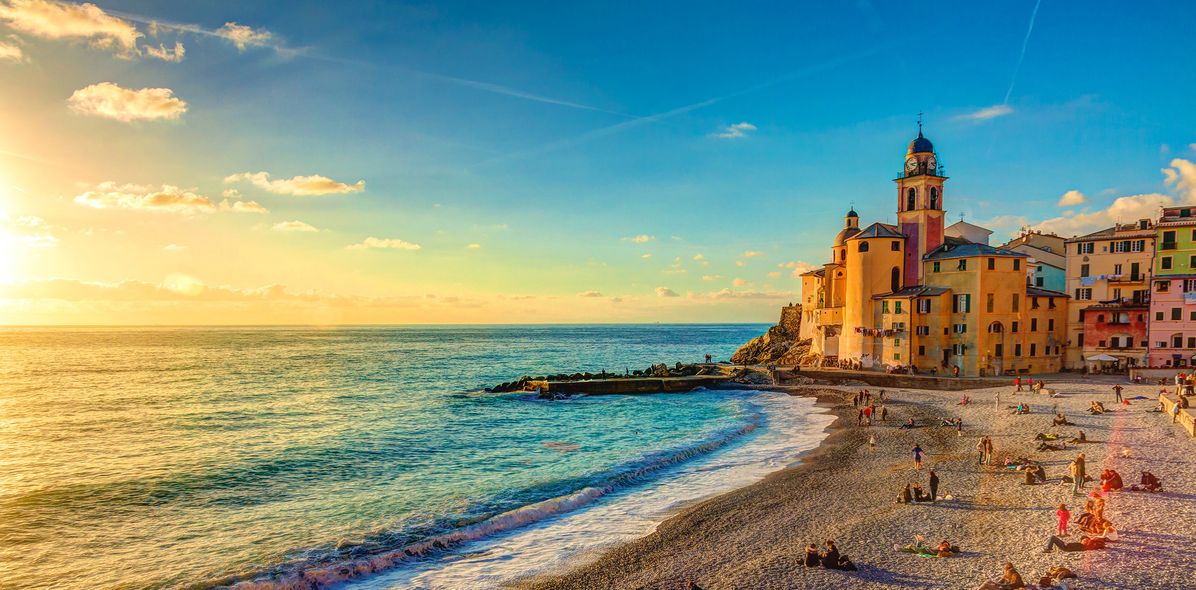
526, 375, 730, 395
792, 368, 1009, 391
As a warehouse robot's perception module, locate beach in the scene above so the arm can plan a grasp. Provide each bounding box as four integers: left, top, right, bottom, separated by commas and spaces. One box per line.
519, 377, 1196, 589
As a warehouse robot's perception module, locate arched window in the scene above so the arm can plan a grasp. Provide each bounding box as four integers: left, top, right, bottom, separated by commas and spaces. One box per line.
930, 187, 939, 209
840, 249, 846, 261
858, 241, 870, 253
906, 188, 916, 211
890, 266, 901, 292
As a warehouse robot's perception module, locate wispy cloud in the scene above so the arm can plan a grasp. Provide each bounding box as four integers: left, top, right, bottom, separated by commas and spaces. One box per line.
577, 290, 604, 298
225, 171, 365, 196
466, 243, 481, 250
346, 237, 421, 251
1002, 0, 1042, 105
67, 82, 187, 122
272, 220, 318, 232
655, 287, 680, 298
144, 40, 183, 62
0, 0, 140, 58
0, 39, 24, 62
742, 250, 764, 258
957, 104, 1013, 121
714, 121, 756, 139
702, 275, 722, 281
622, 234, 654, 243
73, 182, 265, 215
215, 22, 271, 51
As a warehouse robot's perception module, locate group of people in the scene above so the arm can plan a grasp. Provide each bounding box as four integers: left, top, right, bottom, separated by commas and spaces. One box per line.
975, 436, 995, 465
851, 389, 888, 426
978, 563, 1078, 589
1012, 376, 1046, 393
802, 540, 856, 571
895, 468, 940, 504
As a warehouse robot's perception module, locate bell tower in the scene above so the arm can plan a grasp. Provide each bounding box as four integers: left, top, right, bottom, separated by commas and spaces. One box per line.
895, 117, 946, 286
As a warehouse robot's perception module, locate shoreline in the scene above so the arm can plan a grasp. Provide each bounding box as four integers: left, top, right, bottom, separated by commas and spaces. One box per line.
517, 380, 1196, 589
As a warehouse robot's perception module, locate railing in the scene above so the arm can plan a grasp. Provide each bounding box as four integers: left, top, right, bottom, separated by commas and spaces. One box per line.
1159, 393, 1195, 437
1109, 274, 1145, 283
1161, 242, 1178, 250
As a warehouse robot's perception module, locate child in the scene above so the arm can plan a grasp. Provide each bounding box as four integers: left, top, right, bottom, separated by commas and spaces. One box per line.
1056, 503, 1070, 536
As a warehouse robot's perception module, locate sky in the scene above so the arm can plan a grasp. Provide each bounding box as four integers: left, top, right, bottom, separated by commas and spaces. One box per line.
1, 0, 1195, 325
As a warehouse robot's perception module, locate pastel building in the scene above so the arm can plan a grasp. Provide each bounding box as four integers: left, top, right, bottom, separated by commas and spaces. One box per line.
1148, 206, 1196, 367
799, 127, 1068, 376
1063, 221, 1155, 369
1002, 231, 1066, 292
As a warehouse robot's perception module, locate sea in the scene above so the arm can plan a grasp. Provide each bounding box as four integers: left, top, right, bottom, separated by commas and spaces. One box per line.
0, 325, 835, 590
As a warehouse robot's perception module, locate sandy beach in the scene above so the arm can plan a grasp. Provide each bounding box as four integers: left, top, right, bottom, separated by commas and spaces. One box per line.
517, 377, 1196, 590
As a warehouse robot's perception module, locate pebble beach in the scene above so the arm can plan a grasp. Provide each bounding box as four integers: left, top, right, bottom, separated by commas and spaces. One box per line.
518, 377, 1196, 590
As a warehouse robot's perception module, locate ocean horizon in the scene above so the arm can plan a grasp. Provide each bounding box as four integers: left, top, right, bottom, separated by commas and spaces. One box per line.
0, 324, 830, 590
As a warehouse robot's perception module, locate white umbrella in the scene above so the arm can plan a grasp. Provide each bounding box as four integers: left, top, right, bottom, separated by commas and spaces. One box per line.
1086, 354, 1118, 362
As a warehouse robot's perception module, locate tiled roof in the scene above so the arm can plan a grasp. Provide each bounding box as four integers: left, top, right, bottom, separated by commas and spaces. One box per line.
923, 241, 1026, 260
872, 285, 951, 299
1026, 286, 1068, 298
849, 222, 905, 240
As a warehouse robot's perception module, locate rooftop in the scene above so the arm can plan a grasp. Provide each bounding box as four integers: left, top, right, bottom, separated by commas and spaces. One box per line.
849, 222, 905, 240
923, 241, 1026, 260
872, 285, 950, 299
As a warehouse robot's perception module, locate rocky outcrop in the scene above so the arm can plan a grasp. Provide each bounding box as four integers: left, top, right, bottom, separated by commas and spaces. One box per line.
731, 304, 811, 366
485, 363, 725, 394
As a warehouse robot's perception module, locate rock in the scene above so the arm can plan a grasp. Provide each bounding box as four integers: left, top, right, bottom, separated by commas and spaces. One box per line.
731, 304, 810, 365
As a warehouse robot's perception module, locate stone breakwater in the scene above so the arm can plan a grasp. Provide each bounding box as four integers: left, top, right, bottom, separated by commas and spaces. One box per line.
731, 304, 812, 365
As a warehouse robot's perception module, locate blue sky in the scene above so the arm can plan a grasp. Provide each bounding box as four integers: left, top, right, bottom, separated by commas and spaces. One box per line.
1, 0, 1195, 323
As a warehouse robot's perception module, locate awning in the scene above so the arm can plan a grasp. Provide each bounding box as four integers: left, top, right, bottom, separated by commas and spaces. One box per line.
1086, 354, 1119, 362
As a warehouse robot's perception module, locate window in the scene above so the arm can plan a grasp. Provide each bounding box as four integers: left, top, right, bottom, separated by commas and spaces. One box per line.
906, 188, 916, 210
1190, 311, 1195, 321
988, 258, 995, 270
891, 267, 901, 293
1031, 318, 1038, 332
916, 326, 930, 335
1174, 334, 1184, 348
953, 294, 971, 313
1158, 280, 1171, 292
1011, 321, 1019, 333
894, 301, 903, 314
952, 343, 966, 355
1048, 318, 1055, 331
890, 240, 901, 251
1097, 314, 1105, 322
1012, 293, 1020, 312
918, 345, 925, 356
994, 343, 1003, 357
1100, 339, 1108, 347
1162, 230, 1177, 249
1074, 288, 1092, 300
958, 259, 967, 271
1158, 341, 1167, 348
1015, 343, 1022, 356
859, 242, 870, 253
1032, 297, 1040, 309
882, 301, 890, 313
1185, 279, 1196, 293
894, 353, 900, 360
894, 338, 901, 346
1113, 240, 1130, 253
986, 293, 994, 312
1173, 307, 1183, 321
1077, 242, 1094, 254
1030, 343, 1037, 356
1080, 264, 1090, 277
1114, 264, 1123, 275
1113, 288, 1122, 300
1035, 277, 1044, 286
917, 299, 931, 313
1188, 337, 1196, 349
1132, 240, 1145, 252
1190, 255, 1196, 269
1078, 333, 1084, 346
930, 187, 939, 209
1164, 256, 1174, 269
1157, 311, 1165, 321
953, 323, 967, 333
1013, 259, 1021, 270
933, 261, 941, 273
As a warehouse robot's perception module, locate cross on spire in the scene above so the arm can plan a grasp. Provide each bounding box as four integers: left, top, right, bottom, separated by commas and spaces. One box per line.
917, 111, 924, 136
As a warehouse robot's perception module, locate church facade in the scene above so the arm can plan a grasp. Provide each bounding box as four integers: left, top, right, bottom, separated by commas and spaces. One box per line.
799, 129, 1068, 377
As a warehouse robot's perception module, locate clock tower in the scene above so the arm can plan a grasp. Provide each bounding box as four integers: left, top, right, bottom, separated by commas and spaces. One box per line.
896, 122, 946, 286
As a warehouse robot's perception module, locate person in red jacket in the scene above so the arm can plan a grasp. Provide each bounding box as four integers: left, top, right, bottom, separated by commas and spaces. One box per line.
1056, 503, 1070, 535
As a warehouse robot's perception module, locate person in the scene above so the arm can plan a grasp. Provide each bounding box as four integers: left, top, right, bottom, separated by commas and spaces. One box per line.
911, 482, 929, 502
819, 540, 841, 569
995, 390, 1001, 410
1068, 458, 1083, 495
1132, 471, 1162, 492
686, 582, 704, 590
976, 437, 987, 464
863, 404, 874, 425
983, 436, 994, 465
1027, 376, 1034, 390
1089, 400, 1106, 414
900, 417, 916, 429
1056, 504, 1070, 536
913, 443, 924, 470
879, 389, 886, 402
1101, 469, 1124, 492
1076, 453, 1086, 488
1067, 430, 1087, 444
953, 365, 960, 378
1044, 535, 1105, 552
1052, 413, 1071, 426
977, 562, 1026, 590
959, 394, 970, 406
857, 407, 864, 426
956, 418, 963, 437
1015, 376, 1023, 392
929, 468, 940, 501
803, 543, 820, 567
1113, 384, 1124, 403
880, 405, 889, 422
897, 482, 912, 504
1172, 401, 1181, 423
869, 432, 877, 451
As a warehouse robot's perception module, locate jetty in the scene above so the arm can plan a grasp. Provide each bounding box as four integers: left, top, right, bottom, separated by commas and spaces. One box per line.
525, 375, 731, 396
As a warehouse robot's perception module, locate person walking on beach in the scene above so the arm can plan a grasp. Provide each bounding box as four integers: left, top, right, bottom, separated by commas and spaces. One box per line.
912, 443, 924, 470
1114, 384, 1124, 404
1056, 503, 1070, 536
880, 405, 888, 422
863, 404, 873, 426
869, 433, 877, 452
929, 468, 940, 501
976, 437, 987, 464
1015, 376, 1022, 392
856, 408, 864, 426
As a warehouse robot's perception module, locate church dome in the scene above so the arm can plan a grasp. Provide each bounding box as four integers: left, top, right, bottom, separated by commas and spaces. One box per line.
846, 209, 859, 218
907, 130, 934, 154
834, 226, 861, 246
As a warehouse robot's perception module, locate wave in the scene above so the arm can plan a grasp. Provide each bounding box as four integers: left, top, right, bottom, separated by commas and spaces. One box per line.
202, 410, 765, 590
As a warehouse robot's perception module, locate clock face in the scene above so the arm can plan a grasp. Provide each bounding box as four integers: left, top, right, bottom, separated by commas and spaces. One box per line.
905, 157, 918, 172
927, 155, 937, 171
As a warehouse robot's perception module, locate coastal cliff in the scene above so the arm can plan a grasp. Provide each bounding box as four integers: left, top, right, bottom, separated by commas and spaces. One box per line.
730, 304, 811, 366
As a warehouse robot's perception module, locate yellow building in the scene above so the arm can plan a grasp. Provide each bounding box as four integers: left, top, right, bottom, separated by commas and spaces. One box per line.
800, 128, 1068, 376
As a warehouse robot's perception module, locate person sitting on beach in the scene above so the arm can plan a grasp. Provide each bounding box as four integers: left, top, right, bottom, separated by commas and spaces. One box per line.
803, 544, 821, 567
1011, 403, 1029, 415
977, 562, 1026, 590
1036, 440, 1067, 452
900, 417, 917, 429
1052, 413, 1072, 426
818, 540, 856, 570
1088, 400, 1106, 414
1100, 469, 1124, 492
896, 483, 913, 504
1067, 430, 1087, 444
1035, 432, 1060, 441
1130, 471, 1163, 492
959, 394, 970, 405
1021, 463, 1046, 484
911, 482, 929, 502
1044, 535, 1106, 552
935, 540, 957, 557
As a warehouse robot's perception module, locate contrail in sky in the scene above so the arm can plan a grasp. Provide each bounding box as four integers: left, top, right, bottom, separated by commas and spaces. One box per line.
1003, 0, 1042, 106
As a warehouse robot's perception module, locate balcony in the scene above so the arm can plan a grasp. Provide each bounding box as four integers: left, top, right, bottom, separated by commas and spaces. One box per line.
1108, 274, 1146, 283
1161, 242, 1178, 250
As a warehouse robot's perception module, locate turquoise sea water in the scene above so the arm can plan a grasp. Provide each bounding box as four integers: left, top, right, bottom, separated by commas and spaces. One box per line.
0, 325, 805, 590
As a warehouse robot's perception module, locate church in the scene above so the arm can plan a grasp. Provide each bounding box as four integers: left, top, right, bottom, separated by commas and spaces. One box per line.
797, 127, 1069, 377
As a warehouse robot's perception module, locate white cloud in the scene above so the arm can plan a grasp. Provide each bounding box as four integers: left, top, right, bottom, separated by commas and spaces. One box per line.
162, 243, 186, 253
622, 234, 654, 243
0, 212, 58, 247
0, 40, 24, 62
714, 122, 757, 139
732, 278, 748, 287
692, 253, 705, 261
215, 21, 272, 51
1030, 158, 1196, 237
735, 260, 745, 267
742, 250, 764, 258
1057, 190, 1087, 207
577, 290, 604, 298
73, 182, 264, 215
655, 287, 680, 298
346, 237, 421, 251
1164, 158, 1196, 201
467, 243, 481, 250
956, 104, 1014, 121
224, 171, 365, 196
272, 220, 318, 232
144, 40, 183, 62
703, 288, 796, 300
768, 271, 781, 279
68, 82, 187, 122
0, 0, 140, 57
640, 253, 652, 259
